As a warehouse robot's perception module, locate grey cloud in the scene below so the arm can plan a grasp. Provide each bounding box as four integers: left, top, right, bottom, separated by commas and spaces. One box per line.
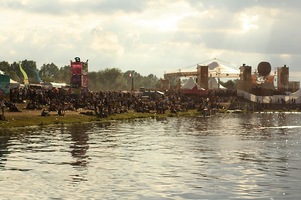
90, 0, 148, 13
188, 0, 301, 12
1, 0, 150, 15
1, 0, 301, 77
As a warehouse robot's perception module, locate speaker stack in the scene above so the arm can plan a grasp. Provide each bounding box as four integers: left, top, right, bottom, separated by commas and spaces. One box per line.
277, 65, 289, 91
197, 65, 208, 90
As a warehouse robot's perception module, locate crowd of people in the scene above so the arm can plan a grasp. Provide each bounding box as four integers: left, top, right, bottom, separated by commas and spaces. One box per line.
2, 82, 301, 121
1, 86, 238, 118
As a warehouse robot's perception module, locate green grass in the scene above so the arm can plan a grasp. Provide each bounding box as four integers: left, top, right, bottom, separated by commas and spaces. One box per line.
0, 114, 94, 129
0, 110, 201, 129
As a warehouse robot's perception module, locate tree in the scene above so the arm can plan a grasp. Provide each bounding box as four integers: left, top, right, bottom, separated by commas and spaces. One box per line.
123, 71, 159, 90
97, 68, 127, 90
57, 65, 70, 83
220, 79, 238, 90
0, 61, 21, 83
0, 61, 10, 73
11, 62, 23, 83
0, 59, 163, 90
39, 63, 59, 82
87, 71, 98, 91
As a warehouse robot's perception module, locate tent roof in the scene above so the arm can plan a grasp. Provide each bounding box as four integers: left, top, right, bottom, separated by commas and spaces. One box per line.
0, 71, 19, 84
208, 77, 227, 90
208, 61, 239, 74
182, 77, 204, 90
291, 88, 301, 97
10, 79, 19, 84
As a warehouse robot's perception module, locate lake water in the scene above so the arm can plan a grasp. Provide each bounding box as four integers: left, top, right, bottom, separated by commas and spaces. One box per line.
0, 112, 301, 200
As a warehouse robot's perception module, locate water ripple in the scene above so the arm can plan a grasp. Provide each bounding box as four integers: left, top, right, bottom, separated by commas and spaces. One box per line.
0, 113, 300, 199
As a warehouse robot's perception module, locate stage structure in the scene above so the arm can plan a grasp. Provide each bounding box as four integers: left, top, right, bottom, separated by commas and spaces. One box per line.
237, 62, 300, 95
163, 61, 240, 90
237, 64, 252, 92
277, 65, 289, 92
70, 57, 88, 96
163, 59, 299, 95
237, 61, 275, 96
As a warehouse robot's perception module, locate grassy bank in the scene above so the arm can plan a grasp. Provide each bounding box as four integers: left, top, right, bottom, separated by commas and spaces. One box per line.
0, 109, 200, 129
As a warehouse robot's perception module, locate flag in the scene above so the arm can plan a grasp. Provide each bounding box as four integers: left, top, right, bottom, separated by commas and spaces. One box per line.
34, 68, 42, 83
19, 63, 29, 85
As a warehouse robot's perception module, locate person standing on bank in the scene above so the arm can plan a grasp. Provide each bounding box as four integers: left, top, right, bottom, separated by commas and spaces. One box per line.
1, 96, 6, 118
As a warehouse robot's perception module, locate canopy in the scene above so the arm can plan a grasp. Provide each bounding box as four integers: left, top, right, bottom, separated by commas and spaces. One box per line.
208, 78, 226, 90
182, 77, 206, 95
208, 61, 240, 78
10, 79, 19, 84
182, 77, 204, 90
291, 88, 301, 97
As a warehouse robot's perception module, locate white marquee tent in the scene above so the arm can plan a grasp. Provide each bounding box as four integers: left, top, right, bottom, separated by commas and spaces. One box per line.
208, 77, 226, 90
182, 77, 204, 90
1, 70, 20, 87
208, 61, 240, 78
291, 88, 301, 97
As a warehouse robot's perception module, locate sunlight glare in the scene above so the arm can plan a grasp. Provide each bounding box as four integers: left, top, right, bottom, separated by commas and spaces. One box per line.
239, 14, 259, 32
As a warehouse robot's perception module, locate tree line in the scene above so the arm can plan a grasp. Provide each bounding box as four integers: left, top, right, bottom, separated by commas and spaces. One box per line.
0, 60, 161, 91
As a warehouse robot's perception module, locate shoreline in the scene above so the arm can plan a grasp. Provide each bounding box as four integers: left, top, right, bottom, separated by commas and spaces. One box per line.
0, 106, 201, 129
1, 104, 301, 129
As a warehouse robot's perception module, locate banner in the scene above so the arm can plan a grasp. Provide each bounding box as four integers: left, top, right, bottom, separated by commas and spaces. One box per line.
70, 58, 88, 90
82, 61, 88, 74
82, 74, 88, 88
71, 74, 81, 88
34, 68, 42, 83
71, 62, 82, 75
19, 63, 29, 85
0, 74, 10, 97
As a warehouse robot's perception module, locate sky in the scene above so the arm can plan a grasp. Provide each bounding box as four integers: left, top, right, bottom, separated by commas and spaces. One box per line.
1, 0, 301, 80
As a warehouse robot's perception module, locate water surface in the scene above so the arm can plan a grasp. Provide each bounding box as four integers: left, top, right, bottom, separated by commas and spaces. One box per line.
0, 112, 300, 199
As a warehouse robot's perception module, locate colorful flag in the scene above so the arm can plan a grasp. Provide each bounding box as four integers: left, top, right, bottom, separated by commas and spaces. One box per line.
19, 63, 29, 85
34, 68, 42, 83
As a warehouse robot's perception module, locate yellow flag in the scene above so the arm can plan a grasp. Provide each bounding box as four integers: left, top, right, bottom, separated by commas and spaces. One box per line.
19, 63, 29, 85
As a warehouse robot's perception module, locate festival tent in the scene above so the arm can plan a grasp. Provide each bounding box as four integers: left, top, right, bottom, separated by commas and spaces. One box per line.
1, 70, 20, 88
182, 77, 206, 95
286, 88, 301, 104
10, 79, 20, 88
43, 82, 69, 89
182, 77, 204, 89
208, 77, 227, 90
291, 88, 301, 97
208, 61, 240, 78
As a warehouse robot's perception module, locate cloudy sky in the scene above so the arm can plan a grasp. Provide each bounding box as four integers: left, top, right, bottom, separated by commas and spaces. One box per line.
1, 0, 301, 80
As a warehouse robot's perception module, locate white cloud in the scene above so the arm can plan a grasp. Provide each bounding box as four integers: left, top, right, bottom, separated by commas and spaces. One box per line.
0, 0, 300, 80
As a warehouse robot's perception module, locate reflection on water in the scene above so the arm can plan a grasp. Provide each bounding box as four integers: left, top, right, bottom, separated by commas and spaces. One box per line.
0, 113, 300, 199
69, 124, 89, 167
0, 133, 10, 168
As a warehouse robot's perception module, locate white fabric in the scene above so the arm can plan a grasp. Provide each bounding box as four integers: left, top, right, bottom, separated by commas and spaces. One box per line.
10, 79, 19, 84
208, 78, 226, 90
182, 77, 204, 90
291, 88, 301, 97
208, 61, 239, 74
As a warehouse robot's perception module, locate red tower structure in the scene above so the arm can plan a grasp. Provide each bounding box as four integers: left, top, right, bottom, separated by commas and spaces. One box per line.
70, 57, 88, 96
